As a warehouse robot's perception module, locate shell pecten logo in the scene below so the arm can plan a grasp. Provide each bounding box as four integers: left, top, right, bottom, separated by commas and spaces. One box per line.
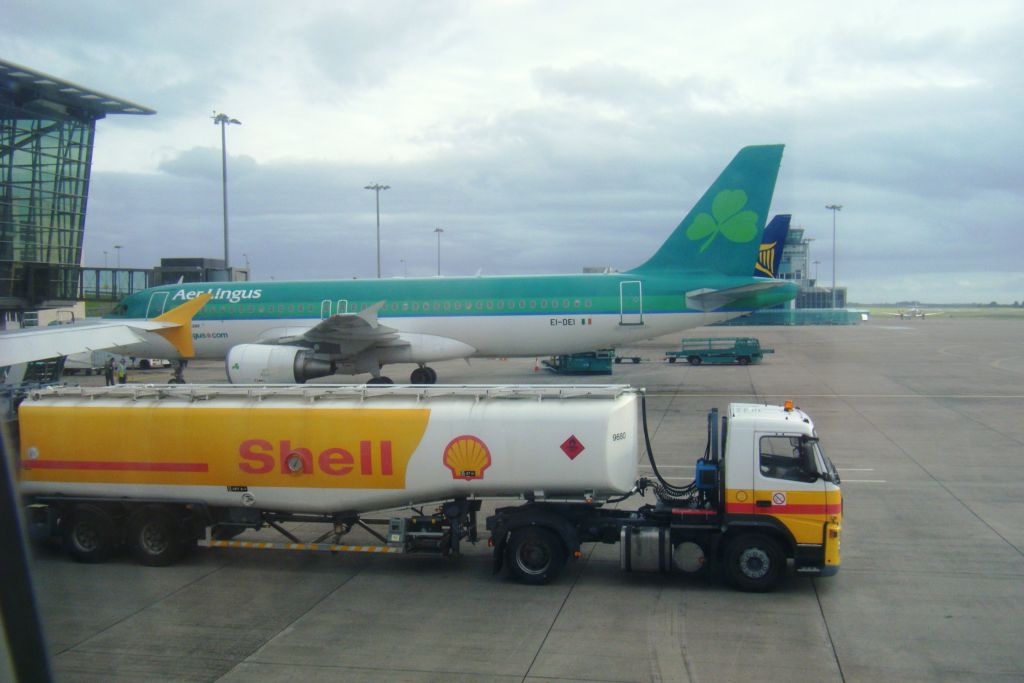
443, 435, 491, 481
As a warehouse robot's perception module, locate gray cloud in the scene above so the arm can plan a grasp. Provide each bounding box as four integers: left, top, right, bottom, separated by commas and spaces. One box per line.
7, 1, 1024, 302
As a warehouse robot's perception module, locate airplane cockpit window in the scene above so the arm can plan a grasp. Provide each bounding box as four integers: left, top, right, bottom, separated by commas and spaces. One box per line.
759, 435, 820, 483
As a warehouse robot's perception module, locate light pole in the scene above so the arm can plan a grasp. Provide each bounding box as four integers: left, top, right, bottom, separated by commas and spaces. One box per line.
213, 112, 241, 269
400, 258, 407, 277
103, 251, 108, 268
813, 259, 821, 282
114, 245, 122, 268
364, 183, 390, 278
434, 227, 444, 276
826, 204, 842, 308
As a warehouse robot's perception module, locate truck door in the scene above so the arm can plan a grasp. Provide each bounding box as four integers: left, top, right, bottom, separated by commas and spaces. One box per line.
753, 433, 829, 544
619, 281, 643, 325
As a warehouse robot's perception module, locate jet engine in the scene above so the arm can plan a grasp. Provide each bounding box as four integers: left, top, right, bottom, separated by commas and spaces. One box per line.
226, 344, 334, 384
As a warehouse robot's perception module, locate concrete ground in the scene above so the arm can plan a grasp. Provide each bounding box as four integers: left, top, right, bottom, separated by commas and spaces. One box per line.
14, 317, 1024, 682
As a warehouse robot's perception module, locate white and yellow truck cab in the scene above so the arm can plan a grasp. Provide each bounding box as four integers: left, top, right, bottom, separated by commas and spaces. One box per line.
16, 385, 840, 592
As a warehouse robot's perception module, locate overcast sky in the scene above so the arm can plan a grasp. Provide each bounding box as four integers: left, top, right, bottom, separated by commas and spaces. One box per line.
5, 0, 1022, 303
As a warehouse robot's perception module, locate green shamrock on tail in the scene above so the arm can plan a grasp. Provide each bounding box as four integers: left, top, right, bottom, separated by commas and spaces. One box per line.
685, 189, 759, 252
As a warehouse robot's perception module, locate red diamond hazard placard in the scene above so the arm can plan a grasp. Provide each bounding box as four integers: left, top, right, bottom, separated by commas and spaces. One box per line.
560, 435, 585, 460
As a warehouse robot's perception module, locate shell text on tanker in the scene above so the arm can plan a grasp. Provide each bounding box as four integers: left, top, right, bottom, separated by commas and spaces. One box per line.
239, 439, 393, 476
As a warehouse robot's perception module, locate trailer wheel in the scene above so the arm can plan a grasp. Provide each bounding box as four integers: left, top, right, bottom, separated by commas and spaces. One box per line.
129, 506, 184, 567
506, 527, 566, 585
737, 356, 751, 366
668, 357, 677, 364
725, 533, 784, 592
688, 356, 702, 366
62, 505, 118, 563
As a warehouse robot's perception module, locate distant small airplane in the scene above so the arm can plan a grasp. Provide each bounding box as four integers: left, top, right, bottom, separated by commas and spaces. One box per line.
889, 305, 943, 319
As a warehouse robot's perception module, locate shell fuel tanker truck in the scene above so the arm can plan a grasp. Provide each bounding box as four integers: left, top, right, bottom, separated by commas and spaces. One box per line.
16, 384, 841, 592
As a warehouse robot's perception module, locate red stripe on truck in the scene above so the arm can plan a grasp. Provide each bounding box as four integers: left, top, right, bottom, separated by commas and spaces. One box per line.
22, 459, 209, 473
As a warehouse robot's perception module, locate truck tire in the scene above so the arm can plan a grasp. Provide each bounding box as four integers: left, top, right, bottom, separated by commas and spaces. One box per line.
725, 533, 784, 592
505, 527, 566, 585
62, 505, 118, 563
688, 356, 702, 366
737, 356, 751, 366
128, 506, 184, 567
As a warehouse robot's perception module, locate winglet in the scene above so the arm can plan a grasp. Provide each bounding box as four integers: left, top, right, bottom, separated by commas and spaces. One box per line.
359, 301, 386, 329
151, 293, 212, 358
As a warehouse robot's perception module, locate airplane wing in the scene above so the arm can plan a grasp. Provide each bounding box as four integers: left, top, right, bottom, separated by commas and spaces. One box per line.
0, 294, 212, 367
686, 281, 793, 312
272, 301, 405, 356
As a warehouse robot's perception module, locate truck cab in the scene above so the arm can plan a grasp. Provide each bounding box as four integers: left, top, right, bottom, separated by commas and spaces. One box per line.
719, 402, 842, 587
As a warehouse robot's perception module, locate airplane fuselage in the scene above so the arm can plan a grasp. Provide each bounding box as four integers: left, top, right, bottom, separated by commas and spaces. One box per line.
110, 271, 795, 361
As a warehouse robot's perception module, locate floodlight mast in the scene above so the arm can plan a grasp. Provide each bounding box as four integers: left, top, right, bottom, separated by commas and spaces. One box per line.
434, 227, 444, 276
364, 183, 390, 278
213, 112, 241, 270
826, 204, 843, 309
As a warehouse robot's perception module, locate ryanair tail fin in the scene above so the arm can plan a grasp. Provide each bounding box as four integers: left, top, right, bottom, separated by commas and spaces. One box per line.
754, 214, 791, 278
630, 145, 784, 276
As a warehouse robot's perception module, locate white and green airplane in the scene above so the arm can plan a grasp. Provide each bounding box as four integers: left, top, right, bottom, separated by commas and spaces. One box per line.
102, 144, 795, 384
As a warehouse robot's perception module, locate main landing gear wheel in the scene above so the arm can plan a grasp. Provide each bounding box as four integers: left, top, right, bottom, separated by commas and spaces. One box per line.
367, 376, 393, 385
410, 367, 438, 384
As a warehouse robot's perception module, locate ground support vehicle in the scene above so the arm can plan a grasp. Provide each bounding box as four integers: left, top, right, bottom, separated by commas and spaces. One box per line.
542, 349, 614, 375
665, 336, 774, 365
17, 384, 840, 591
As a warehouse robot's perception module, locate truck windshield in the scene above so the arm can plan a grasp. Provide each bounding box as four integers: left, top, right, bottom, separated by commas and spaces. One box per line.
811, 439, 840, 484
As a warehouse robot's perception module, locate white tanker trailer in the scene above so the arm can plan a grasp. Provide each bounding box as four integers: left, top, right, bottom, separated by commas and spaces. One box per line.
17, 384, 842, 591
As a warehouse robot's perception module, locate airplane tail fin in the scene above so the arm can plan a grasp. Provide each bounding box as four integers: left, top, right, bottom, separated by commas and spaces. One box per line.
630, 145, 784, 276
754, 214, 791, 278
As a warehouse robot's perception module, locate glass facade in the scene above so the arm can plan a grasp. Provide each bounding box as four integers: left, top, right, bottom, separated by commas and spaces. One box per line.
0, 117, 94, 305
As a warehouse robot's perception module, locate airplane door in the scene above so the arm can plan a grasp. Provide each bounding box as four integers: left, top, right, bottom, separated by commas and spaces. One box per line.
336, 299, 349, 314
320, 300, 332, 319
145, 292, 168, 318
619, 281, 643, 325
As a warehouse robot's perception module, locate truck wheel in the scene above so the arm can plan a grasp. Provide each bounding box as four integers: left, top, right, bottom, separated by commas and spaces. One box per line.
62, 505, 117, 563
725, 533, 784, 592
688, 356, 702, 366
129, 506, 184, 567
737, 356, 751, 366
506, 527, 566, 585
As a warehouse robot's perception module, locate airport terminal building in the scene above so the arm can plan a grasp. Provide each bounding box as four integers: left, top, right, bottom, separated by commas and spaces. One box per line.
0, 59, 154, 326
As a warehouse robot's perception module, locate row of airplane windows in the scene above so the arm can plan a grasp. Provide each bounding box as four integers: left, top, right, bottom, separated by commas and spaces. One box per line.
202, 298, 600, 316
